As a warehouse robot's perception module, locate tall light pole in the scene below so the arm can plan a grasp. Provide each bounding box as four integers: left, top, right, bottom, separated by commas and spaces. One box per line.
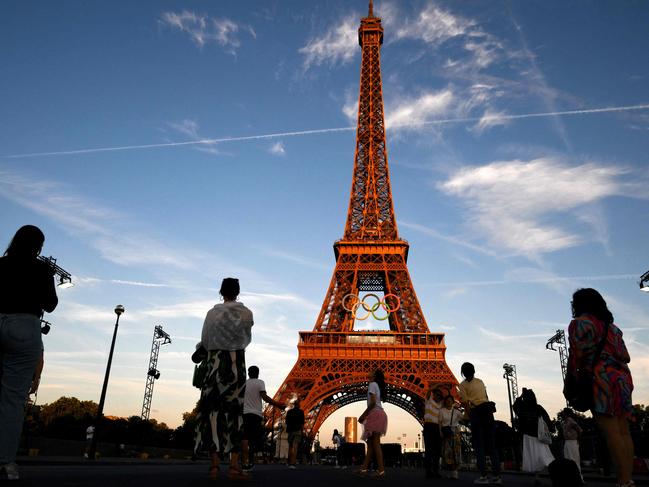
88, 305, 125, 460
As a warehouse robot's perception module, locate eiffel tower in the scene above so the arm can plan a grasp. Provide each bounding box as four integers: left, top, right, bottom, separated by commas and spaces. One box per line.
268, 0, 458, 438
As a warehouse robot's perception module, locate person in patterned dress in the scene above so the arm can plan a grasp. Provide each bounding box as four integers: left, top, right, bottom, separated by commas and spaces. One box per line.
567, 288, 634, 487
194, 278, 253, 480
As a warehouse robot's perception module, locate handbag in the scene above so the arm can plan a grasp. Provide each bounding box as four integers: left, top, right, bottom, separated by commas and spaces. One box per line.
474, 400, 497, 414
563, 321, 610, 412
192, 359, 210, 388
537, 416, 552, 445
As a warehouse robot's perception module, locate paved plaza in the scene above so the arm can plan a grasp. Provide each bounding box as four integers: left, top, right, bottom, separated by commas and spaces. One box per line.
9, 461, 648, 486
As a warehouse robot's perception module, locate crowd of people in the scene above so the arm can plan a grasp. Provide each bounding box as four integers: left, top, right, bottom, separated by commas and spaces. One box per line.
419, 287, 635, 487
0, 225, 637, 487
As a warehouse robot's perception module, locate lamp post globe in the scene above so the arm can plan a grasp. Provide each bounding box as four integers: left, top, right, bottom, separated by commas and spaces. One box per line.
115, 304, 125, 315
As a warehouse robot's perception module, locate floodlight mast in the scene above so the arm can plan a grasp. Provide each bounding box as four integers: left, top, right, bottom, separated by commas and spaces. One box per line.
502, 363, 518, 429
546, 329, 569, 381
141, 325, 172, 421
640, 269, 649, 292
38, 255, 73, 287
37, 255, 73, 334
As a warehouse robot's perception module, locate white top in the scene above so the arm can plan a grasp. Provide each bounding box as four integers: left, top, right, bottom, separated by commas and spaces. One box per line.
367, 381, 383, 409
424, 395, 441, 424
458, 377, 488, 407
86, 426, 95, 439
201, 301, 253, 351
439, 406, 460, 431
243, 378, 266, 417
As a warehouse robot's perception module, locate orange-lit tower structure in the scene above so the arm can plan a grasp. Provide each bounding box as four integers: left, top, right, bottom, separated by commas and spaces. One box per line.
268, 1, 458, 438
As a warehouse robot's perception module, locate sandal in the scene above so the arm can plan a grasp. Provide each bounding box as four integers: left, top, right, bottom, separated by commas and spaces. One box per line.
355, 469, 369, 477
373, 470, 385, 480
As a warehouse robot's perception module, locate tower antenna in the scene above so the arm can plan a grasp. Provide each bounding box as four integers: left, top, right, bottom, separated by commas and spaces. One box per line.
368, 0, 374, 17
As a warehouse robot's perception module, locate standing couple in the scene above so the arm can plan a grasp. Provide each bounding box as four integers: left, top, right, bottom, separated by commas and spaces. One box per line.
423, 363, 502, 485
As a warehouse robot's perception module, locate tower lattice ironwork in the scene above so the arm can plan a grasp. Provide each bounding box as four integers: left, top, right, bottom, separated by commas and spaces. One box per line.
141, 325, 171, 421
267, 1, 458, 439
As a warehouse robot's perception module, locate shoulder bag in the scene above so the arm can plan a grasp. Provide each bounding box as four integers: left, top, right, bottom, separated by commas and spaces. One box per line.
537, 416, 552, 445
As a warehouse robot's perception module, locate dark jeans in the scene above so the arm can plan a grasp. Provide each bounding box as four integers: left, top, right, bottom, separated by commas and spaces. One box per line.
470, 405, 501, 476
423, 422, 442, 475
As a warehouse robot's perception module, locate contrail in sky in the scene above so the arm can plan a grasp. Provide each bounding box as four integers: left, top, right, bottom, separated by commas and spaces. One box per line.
5, 103, 649, 159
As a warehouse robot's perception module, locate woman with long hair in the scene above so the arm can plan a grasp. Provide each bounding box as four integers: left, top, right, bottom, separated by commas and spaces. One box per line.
357, 369, 388, 479
194, 278, 253, 480
0, 225, 58, 481
513, 388, 554, 479
567, 288, 634, 487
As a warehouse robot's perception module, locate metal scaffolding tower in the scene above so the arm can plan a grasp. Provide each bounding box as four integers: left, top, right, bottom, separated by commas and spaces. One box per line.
502, 363, 519, 429
141, 325, 171, 421
546, 329, 569, 381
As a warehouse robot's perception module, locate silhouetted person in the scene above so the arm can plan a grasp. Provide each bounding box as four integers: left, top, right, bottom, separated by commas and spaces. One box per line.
513, 388, 554, 479
567, 288, 634, 487
422, 384, 444, 478
241, 365, 284, 471
561, 408, 583, 481
193, 278, 252, 481
332, 428, 345, 467
439, 394, 462, 479
286, 398, 305, 469
0, 225, 58, 480
458, 362, 501, 485
357, 369, 388, 479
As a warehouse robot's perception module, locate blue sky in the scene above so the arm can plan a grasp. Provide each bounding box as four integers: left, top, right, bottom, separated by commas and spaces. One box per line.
2, 1, 648, 448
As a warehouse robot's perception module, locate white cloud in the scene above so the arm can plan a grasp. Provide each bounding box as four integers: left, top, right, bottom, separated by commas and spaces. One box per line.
439, 158, 640, 257
390, 3, 504, 75
167, 119, 200, 139
299, 15, 358, 69
342, 88, 455, 132
386, 89, 454, 129
167, 119, 219, 155
471, 109, 510, 134
0, 170, 198, 269
393, 3, 474, 45
160, 11, 255, 54
268, 141, 286, 156
399, 220, 500, 258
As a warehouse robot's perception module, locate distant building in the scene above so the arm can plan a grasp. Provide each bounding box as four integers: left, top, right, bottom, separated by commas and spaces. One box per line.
344, 417, 358, 443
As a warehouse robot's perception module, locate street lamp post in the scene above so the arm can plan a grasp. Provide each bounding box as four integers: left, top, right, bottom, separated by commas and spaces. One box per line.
88, 305, 125, 460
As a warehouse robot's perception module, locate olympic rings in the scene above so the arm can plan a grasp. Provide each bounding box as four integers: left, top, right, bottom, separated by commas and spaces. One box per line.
342, 293, 401, 321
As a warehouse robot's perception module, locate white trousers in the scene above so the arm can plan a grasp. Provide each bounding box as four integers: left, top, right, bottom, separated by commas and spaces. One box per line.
563, 439, 582, 476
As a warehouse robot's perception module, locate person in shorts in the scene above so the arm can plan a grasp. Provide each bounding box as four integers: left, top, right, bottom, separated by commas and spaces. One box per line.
286, 398, 305, 469
241, 365, 285, 471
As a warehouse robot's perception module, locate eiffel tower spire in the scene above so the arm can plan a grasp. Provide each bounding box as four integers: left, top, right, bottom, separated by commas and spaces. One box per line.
344, 4, 397, 241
